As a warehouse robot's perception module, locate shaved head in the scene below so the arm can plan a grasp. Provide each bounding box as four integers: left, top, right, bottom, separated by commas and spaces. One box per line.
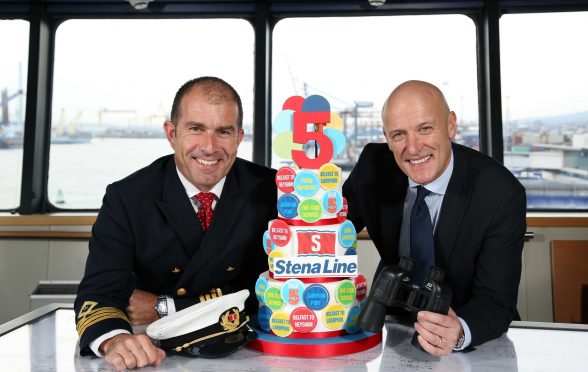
382, 80, 450, 120
381, 80, 457, 185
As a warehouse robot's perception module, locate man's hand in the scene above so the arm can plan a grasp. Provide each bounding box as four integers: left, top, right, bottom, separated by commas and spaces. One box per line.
100, 334, 165, 370
413, 307, 464, 356
126, 289, 159, 326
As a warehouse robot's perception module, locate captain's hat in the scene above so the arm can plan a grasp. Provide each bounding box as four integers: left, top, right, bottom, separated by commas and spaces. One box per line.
146, 289, 256, 358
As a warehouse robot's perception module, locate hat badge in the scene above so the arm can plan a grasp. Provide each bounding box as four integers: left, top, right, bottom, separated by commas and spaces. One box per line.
220, 308, 240, 332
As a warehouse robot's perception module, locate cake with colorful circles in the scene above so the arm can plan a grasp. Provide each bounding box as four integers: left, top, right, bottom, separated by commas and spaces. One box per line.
249, 95, 379, 356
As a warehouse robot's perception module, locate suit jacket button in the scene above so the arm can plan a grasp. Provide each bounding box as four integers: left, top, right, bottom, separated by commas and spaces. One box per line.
176, 288, 187, 296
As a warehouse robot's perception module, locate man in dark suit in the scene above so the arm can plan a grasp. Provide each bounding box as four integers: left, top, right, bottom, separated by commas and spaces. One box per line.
343, 80, 526, 356
75, 77, 276, 369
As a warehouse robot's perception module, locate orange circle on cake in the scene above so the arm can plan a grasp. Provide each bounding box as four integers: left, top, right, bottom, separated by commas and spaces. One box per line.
290, 307, 318, 333
269, 219, 291, 247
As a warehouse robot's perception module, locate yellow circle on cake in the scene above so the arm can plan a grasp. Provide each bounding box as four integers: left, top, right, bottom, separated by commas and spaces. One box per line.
270, 311, 293, 337
264, 287, 284, 311
318, 163, 341, 190
268, 250, 286, 273
322, 304, 346, 330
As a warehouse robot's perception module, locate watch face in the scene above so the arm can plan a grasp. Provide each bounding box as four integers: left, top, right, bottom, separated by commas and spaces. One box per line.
156, 297, 168, 317
456, 335, 465, 349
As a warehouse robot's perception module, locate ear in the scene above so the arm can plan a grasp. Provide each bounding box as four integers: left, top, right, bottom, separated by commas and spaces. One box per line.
447, 111, 457, 140
163, 120, 176, 149
237, 128, 245, 146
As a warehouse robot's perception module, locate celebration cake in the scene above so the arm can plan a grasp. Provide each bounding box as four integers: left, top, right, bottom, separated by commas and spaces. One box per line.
249, 95, 380, 357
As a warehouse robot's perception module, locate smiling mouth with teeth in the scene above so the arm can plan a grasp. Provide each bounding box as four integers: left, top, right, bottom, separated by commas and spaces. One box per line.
197, 158, 219, 166
409, 155, 431, 165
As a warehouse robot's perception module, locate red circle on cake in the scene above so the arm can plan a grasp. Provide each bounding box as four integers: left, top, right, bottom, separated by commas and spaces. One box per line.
355, 275, 368, 301
269, 219, 291, 247
276, 167, 296, 194
337, 197, 348, 222
290, 307, 317, 333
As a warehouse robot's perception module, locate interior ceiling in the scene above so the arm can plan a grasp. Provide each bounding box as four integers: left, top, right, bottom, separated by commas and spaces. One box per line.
1, 1, 586, 14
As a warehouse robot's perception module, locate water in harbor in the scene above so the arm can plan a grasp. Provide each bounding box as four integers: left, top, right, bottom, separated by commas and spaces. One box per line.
0, 137, 253, 210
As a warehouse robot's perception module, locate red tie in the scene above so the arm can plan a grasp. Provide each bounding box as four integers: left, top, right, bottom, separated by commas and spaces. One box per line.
195, 192, 215, 231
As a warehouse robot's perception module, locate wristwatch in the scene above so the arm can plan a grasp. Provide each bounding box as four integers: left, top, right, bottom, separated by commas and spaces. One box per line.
155, 295, 169, 318
454, 333, 465, 350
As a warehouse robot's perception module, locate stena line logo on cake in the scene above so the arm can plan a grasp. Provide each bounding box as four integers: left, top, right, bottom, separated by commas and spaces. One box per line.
273, 256, 358, 278
296, 230, 336, 256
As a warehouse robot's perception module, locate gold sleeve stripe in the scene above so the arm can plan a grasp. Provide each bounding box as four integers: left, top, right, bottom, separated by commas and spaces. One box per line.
77, 313, 128, 337
77, 308, 128, 329
76, 307, 129, 337
76, 309, 127, 332
77, 307, 127, 326
77, 309, 128, 331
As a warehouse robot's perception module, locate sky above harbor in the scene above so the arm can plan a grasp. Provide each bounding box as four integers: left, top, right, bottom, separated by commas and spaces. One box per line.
1, 11, 587, 127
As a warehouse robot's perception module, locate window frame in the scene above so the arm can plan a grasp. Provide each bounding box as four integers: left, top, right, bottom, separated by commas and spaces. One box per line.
2, 1, 587, 213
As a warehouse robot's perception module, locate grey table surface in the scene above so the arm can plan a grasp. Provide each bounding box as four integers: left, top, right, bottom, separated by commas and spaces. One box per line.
1, 304, 588, 371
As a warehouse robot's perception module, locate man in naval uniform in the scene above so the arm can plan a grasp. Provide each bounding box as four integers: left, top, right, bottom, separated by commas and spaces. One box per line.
75, 76, 276, 369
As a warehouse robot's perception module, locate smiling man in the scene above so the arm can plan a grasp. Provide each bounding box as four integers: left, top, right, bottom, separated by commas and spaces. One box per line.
343, 80, 526, 356
74, 77, 276, 370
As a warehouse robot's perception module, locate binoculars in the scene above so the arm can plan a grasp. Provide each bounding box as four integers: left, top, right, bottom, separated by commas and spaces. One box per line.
357, 256, 452, 351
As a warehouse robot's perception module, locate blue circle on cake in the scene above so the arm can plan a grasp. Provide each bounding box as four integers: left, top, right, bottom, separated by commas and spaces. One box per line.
303, 284, 330, 311
262, 230, 276, 255
294, 170, 320, 198
274, 109, 294, 133
344, 307, 361, 334
322, 190, 343, 216
324, 128, 346, 156
339, 220, 357, 248
258, 305, 273, 332
344, 247, 357, 256
280, 279, 305, 306
255, 276, 269, 302
277, 194, 299, 219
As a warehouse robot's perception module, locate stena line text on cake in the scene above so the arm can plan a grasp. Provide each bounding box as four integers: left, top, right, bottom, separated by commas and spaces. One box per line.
273, 256, 358, 278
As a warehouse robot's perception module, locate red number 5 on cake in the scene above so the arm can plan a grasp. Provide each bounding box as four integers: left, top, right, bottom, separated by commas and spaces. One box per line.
292, 111, 334, 169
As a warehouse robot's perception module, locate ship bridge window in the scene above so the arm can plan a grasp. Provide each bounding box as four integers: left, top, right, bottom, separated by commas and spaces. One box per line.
271, 15, 478, 177
49, 19, 254, 209
500, 11, 588, 210
0, 19, 29, 211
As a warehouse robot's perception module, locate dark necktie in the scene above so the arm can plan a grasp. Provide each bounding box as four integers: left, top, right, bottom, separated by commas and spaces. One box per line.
410, 186, 435, 285
195, 192, 215, 231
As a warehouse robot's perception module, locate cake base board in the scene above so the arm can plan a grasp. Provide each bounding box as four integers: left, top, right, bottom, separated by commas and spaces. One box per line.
247, 326, 382, 357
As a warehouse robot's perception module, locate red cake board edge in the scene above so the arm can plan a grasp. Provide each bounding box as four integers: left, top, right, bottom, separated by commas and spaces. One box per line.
247, 331, 382, 357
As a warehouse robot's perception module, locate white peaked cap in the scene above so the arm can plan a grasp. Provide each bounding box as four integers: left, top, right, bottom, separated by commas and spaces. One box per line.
147, 289, 250, 341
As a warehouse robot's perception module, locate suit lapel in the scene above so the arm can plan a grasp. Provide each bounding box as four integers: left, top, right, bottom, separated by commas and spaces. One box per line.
375, 148, 407, 265
435, 144, 469, 265
156, 157, 203, 257
379, 174, 407, 265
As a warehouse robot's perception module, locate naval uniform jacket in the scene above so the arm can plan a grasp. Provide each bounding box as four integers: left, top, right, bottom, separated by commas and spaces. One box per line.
74, 155, 276, 355
342, 142, 526, 347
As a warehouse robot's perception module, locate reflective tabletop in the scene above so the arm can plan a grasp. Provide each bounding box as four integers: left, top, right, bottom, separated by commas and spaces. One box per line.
1, 304, 587, 371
